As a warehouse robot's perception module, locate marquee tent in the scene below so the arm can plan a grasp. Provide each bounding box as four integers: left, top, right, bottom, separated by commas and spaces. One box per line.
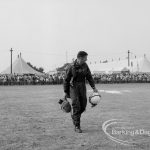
1, 55, 43, 75
130, 56, 150, 73
47, 69, 57, 75
89, 56, 150, 73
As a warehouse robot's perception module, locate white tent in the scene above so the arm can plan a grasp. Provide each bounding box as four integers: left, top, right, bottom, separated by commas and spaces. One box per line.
1, 55, 43, 75
89, 59, 129, 74
47, 69, 57, 75
89, 56, 150, 73
129, 56, 150, 73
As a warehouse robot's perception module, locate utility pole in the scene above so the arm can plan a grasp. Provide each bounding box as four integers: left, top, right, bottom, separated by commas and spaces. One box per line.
10, 48, 13, 74
128, 50, 130, 67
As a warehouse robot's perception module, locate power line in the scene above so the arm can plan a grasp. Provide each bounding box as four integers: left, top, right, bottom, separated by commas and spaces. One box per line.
15, 50, 77, 57
2, 48, 150, 62
0, 49, 130, 58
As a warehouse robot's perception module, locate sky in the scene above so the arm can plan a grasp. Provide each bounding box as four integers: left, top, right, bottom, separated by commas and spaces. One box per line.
0, 0, 150, 72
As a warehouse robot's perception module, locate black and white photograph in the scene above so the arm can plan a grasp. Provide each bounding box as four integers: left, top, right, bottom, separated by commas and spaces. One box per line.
0, 0, 150, 149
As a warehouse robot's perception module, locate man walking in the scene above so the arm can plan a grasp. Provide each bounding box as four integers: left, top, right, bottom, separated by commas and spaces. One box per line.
63, 51, 98, 133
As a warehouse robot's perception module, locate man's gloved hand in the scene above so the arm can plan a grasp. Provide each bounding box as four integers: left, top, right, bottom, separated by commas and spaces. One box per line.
64, 92, 70, 99
89, 88, 101, 108
93, 87, 98, 93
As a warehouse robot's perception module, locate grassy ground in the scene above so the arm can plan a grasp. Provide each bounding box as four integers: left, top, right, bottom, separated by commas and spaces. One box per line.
0, 84, 150, 150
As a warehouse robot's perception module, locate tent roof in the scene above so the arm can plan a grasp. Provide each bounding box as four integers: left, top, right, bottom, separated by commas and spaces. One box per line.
130, 57, 150, 73
1, 55, 43, 75
89, 56, 150, 73
47, 69, 57, 75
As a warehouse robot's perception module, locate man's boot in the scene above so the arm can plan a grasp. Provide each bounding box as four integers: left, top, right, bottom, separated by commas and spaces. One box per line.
71, 113, 82, 133
74, 123, 82, 133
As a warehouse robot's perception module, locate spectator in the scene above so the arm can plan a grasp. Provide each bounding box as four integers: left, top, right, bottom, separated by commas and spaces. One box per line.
0, 72, 150, 85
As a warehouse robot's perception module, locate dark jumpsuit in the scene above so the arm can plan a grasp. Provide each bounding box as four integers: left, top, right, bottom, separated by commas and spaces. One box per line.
63, 60, 95, 127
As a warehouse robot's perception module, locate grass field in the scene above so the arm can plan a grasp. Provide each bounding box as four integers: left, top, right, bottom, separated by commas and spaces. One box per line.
0, 84, 150, 150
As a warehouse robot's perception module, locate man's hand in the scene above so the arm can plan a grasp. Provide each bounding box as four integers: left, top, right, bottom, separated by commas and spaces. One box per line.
93, 87, 98, 93
63, 93, 70, 99
63, 93, 67, 99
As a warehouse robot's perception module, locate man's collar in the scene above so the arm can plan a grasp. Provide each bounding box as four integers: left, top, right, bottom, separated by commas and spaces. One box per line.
74, 59, 81, 66
74, 59, 86, 67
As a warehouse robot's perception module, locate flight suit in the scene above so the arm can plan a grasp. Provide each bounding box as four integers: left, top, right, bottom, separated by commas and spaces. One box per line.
63, 60, 95, 127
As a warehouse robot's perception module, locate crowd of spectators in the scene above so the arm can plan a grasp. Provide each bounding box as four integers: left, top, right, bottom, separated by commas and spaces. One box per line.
0, 73, 65, 85
92, 72, 150, 84
0, 72, 150, 85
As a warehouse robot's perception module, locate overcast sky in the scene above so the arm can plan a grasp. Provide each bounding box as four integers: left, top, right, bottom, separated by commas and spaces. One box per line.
0, 0, 150, 72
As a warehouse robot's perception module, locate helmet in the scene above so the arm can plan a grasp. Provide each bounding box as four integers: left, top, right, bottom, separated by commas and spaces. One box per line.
89, 92, 101, 107
60, 98, 71, 113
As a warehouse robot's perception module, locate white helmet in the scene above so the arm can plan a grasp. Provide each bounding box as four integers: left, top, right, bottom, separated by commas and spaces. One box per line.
89, 92, 101, 107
